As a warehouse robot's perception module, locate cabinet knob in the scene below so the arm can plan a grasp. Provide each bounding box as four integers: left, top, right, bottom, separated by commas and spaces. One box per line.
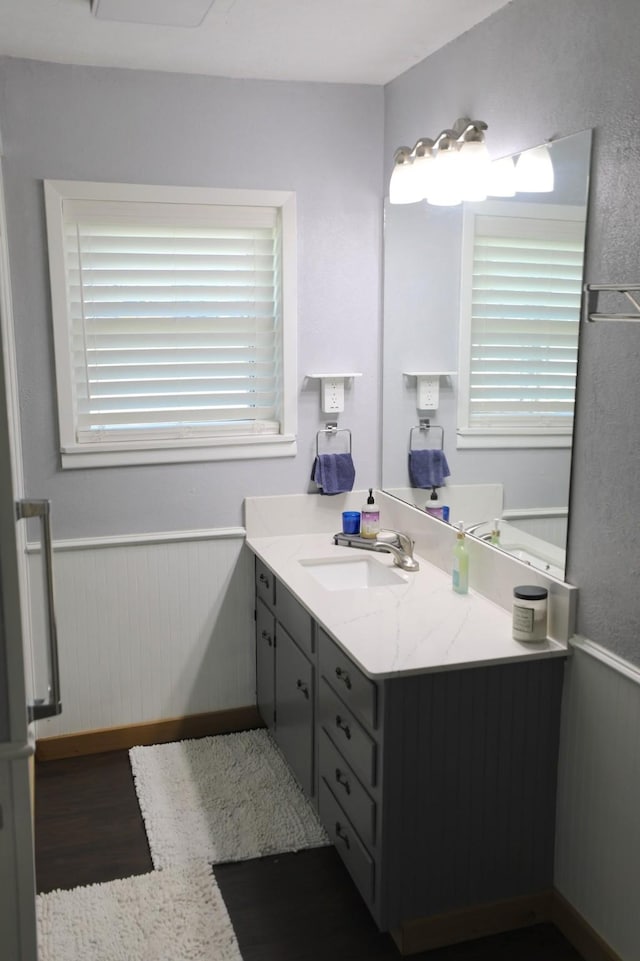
335, 715, 352, 740
335, 823, 351, 850
335, 666, 352, 690
296, 679, 309, 699
261, 629, 273, 647
335, 768, 351, 795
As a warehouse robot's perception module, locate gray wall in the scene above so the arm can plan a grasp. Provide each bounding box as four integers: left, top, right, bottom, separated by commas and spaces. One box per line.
0, 58, 383, 538
384, 0, 640, 666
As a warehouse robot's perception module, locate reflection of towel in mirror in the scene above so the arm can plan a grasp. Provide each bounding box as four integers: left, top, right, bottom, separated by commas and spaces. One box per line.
311, 453, 356, 494
408, 449, 450, 489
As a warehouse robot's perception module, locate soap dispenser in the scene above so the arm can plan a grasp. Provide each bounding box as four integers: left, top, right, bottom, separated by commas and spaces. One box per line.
425, 487, 444, 520
452, 522, 469, 594
360, 488, 380, 539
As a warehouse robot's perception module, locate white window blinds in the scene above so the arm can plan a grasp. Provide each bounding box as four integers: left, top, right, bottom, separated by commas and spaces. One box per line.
459, 203, 585, 438
61, 198, 282, 443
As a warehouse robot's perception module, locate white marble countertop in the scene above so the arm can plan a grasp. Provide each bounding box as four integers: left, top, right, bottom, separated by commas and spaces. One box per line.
246, 531, 567, 679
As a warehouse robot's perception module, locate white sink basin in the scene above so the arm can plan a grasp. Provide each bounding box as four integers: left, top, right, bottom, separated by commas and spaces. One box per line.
299, 556, 405, 591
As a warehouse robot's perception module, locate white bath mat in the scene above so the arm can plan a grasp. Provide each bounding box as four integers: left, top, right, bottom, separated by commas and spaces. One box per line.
37, 862, 242, 961
129, 729, 329, 869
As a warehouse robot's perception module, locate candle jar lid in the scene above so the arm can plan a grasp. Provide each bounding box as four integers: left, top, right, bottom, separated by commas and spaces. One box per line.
513, 585, 548, 601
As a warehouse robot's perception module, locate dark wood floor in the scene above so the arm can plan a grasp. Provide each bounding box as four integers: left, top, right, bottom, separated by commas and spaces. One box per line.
35, 749, 585, 961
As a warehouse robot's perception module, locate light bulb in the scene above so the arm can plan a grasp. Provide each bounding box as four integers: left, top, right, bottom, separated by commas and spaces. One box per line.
412, 149, 435, 200
458, 139, 491, 202
487, 156, 516, 197
514, 144, 554, 193
427, 143, 462, 206
389, 159, 422, 204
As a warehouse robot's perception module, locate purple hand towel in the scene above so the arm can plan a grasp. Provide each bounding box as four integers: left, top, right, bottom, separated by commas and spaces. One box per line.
311, 452, 355, 494
408, 449, 450, 489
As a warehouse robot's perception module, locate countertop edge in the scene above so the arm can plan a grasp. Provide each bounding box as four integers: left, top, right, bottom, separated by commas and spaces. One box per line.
246, 535, 568, 680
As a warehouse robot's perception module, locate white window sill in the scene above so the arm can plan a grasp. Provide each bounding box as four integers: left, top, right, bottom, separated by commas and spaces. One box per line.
456, 431, 572, 450
60, 435, 297, 469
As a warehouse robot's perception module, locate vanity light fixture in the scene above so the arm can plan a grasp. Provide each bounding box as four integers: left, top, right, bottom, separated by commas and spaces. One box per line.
390, 123, 556, 205
389, 118, 489, 206
514, 143, 555, 193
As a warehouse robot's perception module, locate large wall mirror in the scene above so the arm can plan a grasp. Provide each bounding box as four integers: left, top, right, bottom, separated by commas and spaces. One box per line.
381, 129, 592, 581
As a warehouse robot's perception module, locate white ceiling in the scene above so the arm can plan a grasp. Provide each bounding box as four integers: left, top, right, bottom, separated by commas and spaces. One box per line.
0, 0, 512, 85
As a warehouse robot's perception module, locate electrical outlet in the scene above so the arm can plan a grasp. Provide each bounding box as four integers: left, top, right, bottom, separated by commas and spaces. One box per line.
322, 378, 345, 413
417, 375, 439, 409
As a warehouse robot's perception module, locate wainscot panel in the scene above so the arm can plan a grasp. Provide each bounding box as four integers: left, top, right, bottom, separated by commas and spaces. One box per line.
27, 530, 255, 738
555, 640, 640, 961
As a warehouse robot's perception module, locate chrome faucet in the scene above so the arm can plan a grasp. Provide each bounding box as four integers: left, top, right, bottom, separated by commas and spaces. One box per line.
333, 529, 420, 572
464, 521, 488, 536
375, 532, 420, 572
464, 521, 497, 542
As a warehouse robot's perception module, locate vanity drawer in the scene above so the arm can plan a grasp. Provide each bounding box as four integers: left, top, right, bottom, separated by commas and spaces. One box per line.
319, 728, 376, 851
318, 628, 377, 730
255, 557, 275, 610
255, 598, 276, 731
277, 582, 313, 657
319, 679, 377, 788
319, 778, 374, 906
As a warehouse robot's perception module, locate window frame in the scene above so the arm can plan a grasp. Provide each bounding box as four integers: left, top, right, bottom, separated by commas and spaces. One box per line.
457, 200, 585, 450
44, 179, 297, 469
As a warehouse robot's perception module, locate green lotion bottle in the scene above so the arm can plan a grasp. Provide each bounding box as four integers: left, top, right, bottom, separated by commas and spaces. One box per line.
452, 522, 469, 594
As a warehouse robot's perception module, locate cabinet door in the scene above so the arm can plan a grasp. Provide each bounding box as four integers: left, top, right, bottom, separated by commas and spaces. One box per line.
256, 597, 276, 731
274, 625, 314, 797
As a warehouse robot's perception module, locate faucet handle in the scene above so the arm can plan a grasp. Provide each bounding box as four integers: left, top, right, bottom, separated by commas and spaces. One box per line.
395, 531, 414, 555
377, 529, 414, 556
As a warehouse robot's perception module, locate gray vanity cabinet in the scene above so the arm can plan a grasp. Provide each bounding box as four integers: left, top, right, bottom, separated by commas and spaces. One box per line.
317, 624, 565, 937
253, 554, 566, 946
254, 557, 316, 799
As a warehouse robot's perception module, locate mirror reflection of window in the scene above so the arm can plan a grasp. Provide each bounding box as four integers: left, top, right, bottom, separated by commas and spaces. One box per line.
457, 200, 586, 448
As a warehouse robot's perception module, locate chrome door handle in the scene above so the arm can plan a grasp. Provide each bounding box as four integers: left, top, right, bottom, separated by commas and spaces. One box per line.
16, 499, 62, 721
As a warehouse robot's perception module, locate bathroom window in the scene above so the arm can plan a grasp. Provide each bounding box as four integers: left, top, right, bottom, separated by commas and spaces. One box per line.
457, 201, 585, 449
44, 180, 297, 468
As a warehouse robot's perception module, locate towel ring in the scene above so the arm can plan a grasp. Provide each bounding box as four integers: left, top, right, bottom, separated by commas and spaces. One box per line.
409, 419, 444, 451
316, 423, 352, 456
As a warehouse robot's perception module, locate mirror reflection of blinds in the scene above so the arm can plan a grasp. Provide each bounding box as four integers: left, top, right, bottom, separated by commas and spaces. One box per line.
62, 199, 282, 443
469, 214, 584, 431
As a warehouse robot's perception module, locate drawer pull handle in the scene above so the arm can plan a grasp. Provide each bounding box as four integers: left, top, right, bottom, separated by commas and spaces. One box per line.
335, 666, 352, 690
335, 823, 351, 850
261, 629, 273, 647
259, 573, 270, 587
335, 715, 352, 740
335, 768, 351, 795
296, 679, 309, 699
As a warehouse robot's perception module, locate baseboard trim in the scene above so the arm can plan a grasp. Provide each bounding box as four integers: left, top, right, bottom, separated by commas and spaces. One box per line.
389, 889, 621, 959
552, 890, 622, 961
35, 706, 264, 761
391, 891, 554, 955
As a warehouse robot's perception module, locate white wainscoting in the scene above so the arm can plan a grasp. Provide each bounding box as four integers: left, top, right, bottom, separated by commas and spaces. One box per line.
502, 508, 567, 550
28, 530, 255, 738
555, 639, 640, 961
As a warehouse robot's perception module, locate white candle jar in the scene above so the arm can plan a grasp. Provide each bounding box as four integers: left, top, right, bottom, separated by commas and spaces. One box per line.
512, 585, 548, 642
